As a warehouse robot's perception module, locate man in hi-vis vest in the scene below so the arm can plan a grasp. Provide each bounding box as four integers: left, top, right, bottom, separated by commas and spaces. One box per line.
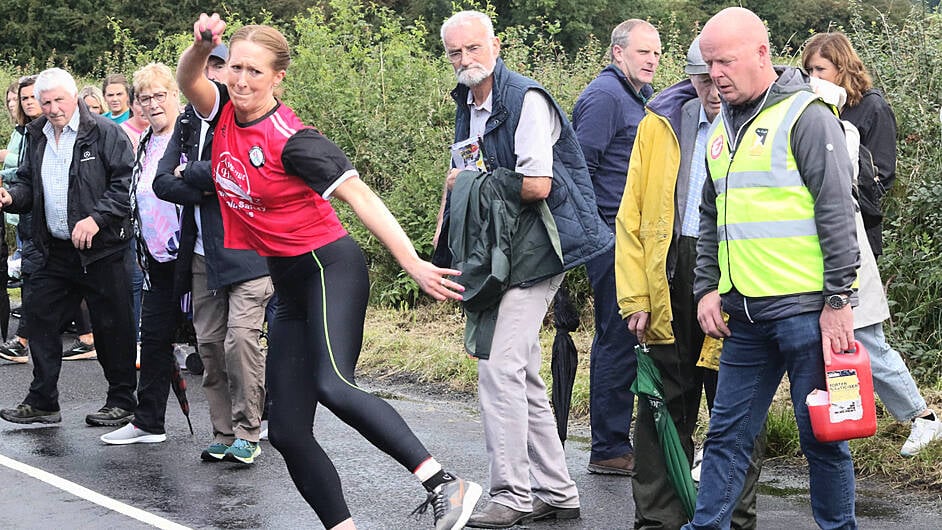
687, 8, 860, 530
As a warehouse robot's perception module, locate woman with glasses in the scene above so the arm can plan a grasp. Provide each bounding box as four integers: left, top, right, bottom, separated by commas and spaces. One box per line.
101, 62, 184, 445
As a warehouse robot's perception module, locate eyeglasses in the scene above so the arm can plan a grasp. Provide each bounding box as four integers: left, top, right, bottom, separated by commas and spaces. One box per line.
18, 75, 37, 87
445, 45, 485, 64
137, 91, 168, 106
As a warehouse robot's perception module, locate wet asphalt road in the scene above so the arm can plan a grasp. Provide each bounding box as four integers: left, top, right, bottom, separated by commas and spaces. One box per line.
0, 343, 940, 529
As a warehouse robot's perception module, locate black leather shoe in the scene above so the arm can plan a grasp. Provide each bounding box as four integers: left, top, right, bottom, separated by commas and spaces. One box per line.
85, 406, 133, 427
0, 403, 61, 424
531, 498, 580, 521
465, 501, 532, 529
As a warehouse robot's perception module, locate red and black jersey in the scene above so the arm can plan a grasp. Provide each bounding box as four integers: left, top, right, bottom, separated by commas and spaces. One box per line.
211, 86, 354, 257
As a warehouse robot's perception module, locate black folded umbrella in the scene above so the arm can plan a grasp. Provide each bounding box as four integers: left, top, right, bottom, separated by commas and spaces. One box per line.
550, 285, 580, 444
170, 362, 194, 434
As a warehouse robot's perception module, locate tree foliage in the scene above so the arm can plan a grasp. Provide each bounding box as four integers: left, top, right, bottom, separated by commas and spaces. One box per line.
0, 0, 939, 382
0, 1, 921, 76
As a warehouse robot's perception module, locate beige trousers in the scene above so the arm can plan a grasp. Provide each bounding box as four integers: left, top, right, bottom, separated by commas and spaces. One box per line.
477, 273, 580, 511
191, 255, 273, 443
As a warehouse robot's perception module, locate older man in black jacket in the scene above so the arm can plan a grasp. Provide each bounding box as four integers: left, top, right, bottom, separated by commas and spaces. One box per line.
0, 67, 137, 426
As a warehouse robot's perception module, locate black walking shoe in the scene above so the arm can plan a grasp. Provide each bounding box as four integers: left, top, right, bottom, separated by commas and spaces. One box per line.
85, 406, 134, 427
62, 338, 97, 361
0, 403, 61, 424
0, 337, 29, 363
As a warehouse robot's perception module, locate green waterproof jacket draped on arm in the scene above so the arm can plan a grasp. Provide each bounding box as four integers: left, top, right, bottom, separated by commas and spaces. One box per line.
449, 168, 563, 359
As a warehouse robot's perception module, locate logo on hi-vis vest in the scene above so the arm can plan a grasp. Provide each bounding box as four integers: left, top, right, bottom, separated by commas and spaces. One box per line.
710, 136, 724, 159
750, 128, 769, 156
215, 151, 266, 217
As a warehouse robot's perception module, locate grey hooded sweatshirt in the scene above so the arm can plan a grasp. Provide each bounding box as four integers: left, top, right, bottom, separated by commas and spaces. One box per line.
693, 67, 860, 323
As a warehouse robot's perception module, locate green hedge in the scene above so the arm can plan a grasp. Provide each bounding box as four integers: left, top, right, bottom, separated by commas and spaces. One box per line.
1, 0, 939, 384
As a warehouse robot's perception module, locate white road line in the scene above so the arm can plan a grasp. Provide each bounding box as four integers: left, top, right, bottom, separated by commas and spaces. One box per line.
0, 453, 191, 529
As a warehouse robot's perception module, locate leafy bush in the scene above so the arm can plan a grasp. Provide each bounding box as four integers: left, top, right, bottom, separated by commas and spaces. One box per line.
286, 0, 457, 307
0, 0, 939, 383
846, 4, 942, 386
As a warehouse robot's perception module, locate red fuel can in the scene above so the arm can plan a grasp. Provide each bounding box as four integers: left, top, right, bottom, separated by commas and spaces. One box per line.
806, 340, 877, 443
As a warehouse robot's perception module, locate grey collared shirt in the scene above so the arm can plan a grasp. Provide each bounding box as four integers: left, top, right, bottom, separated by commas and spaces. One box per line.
41, 109, 80, 240
465, 88, 560, 176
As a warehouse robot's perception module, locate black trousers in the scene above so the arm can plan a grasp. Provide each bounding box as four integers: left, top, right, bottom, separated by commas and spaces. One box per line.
132, 257, 181, 434
631, 236, 762, 530
24, 239, 137, 412
16, 277, 93, 339
266, 236, 430, 528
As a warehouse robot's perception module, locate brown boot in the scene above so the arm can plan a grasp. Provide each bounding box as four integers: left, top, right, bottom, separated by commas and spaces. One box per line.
587, 452, 635, 475
531, 498, 581, 521
465, 501, 532, 528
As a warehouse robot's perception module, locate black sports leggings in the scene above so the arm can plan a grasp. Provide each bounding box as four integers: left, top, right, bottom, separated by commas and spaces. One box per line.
266, 236, 431, 527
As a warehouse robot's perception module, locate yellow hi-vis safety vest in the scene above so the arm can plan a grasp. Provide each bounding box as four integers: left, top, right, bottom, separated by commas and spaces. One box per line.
706, 90, 824, 297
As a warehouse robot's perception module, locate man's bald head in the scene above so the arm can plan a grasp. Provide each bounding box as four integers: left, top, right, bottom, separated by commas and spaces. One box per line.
700, 7, 777, 105
702, 7, 769, 51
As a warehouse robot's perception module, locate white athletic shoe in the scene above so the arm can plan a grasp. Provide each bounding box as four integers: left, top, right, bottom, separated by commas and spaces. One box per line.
691, 446, 704, 482
101, 423, 167, 445
901, 414, 942, 456
259, 419, 269, 441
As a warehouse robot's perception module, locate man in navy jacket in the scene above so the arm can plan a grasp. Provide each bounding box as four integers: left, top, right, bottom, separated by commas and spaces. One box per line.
571, 19, 661, 476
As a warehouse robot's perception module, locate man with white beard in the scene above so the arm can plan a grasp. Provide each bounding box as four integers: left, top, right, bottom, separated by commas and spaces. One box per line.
432, 10, 613, 529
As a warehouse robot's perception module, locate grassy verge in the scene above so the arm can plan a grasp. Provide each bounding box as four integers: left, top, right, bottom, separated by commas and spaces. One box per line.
359, 303, 593, 417
361, 304, 942, 491
765, 396, 942, 490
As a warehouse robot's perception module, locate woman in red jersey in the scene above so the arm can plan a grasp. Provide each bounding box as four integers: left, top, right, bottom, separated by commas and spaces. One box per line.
176, 13, 481, 530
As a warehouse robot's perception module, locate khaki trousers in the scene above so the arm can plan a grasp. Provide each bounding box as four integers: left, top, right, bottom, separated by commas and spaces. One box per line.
191, 255, 273, 443
477, 273, 580, 511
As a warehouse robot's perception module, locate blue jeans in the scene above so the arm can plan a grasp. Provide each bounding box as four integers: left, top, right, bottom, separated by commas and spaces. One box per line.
684, 311, 856, 530
585, 242, 638, 460
856, 322, 926, 421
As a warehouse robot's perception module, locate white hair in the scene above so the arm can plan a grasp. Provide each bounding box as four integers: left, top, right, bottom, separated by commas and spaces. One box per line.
440, 11, 495, 43
34, 67, 78, 101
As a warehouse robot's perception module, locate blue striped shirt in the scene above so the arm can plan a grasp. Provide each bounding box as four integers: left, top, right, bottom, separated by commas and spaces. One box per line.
681, 107, 711, 237
41, 109, 80, 240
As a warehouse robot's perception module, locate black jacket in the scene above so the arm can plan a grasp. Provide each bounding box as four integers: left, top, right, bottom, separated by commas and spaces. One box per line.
153, 104, 268, 298
840, 88, 896, 256
7, 100, 133, 267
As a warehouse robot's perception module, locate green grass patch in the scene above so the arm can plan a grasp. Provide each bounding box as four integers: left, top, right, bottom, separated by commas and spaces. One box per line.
360, 303, 594, 417
765, 404, 803, 458
361, 305, 942, 492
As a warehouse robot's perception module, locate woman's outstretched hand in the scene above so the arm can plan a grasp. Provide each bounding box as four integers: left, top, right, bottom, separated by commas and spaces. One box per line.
407, 260, 464, 302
